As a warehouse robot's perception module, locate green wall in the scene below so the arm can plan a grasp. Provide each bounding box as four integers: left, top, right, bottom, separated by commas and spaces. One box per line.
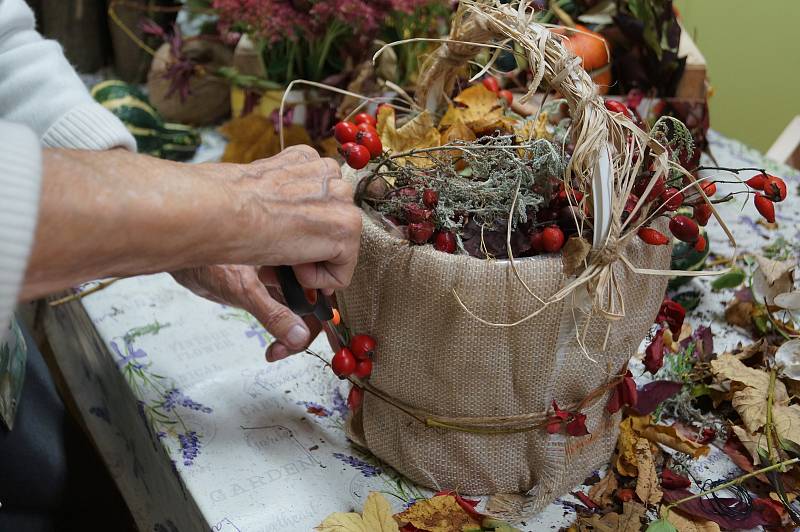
675, 0, 800, 152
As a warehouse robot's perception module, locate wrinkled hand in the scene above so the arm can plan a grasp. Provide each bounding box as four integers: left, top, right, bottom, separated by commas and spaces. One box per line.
172, 264, 337, 362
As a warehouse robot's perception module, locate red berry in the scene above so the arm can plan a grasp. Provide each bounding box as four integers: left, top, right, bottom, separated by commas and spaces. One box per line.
668, 215, 699, 242
409, 221, 435, 244
700, 181, 717, 197
354, 359, 373, 379
745, 173, 767, 190
434, 231, 457, 253
347, 386, 363, 410
604, 99, 631, 118
754, 194, 776, 223
343, 143, 370, 170
404, 203, 433, 223
481, 76, 500, 93
541, 226, 565, 253
638, 227, 670, 246
693, 234, 707, 252
356, 130, 382, 158
331, 347, 356, 377
763, 176, 787, 202
349, 334, 376, 360
693, 203, 713, 226
422, 189, 439, 208
530, 230, 545, 252
357, 122, 378, 135
499, 89, 513, 105
660, 187, 683, 211
353, 112, 376, 127
634, 176, 665, 202
334, 121, 358, 144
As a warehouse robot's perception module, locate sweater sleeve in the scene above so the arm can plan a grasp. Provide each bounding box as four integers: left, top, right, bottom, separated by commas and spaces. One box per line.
0, 121, 41, 338
0, 0, 136, 151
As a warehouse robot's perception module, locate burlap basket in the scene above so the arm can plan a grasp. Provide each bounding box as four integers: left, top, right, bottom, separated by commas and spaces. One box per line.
338, 2, 674, 516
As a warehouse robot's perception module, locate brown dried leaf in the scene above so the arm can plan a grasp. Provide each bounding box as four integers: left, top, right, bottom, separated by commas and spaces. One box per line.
577, 501, 646, 532
588, 471, 618, 508
394, 495, 480, 532
752, 255, 795, 305
220, 113, 311, 164
562, 236, 592, 276
439, 84, 502, 129
616, 417, 641, 477
773, 403, 800, 447
440, 119, 477, 145
377, 106, 440, 167
666, 509, 721, 532
724, 299, 754, 329
631, 415, 710, 459
316, 492, 399, 532
634, 438, 663, 505
731, 425, 767, 466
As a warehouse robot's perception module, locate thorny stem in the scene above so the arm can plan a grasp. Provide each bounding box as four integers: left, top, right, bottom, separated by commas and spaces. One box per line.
664, 458, 800, 513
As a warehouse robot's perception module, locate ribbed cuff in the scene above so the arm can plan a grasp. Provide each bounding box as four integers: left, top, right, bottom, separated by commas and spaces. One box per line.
41, 101, 137, 152
0, 122, 42, 341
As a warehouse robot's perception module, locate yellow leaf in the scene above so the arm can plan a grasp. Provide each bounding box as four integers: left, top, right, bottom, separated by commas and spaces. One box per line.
513, 112, 552, 142
315, 492, 398, 532
440, 119, 477, 145
632, 415, 710, 459
362, 492, 400, 532
376, 106, 440, 167
616, 417, 641, 477
588, 471, 618, 508
394, 495, 480, 532
220, 113, 311, 164
315, 512, 367, 532
577, 501, 645, 531
634, 438, 663, 505
666, 509, 721, 532
440, 84, 502, 129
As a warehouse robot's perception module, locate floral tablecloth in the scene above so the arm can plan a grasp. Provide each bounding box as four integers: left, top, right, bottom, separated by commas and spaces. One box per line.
42, 130, 800, 532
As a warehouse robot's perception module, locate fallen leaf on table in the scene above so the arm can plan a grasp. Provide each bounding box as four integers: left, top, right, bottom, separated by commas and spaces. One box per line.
316, 492, 399, 532
634, 438, 663, 505
724, 299, 754, 329
662, 489, 782, 529
665, 510, 720, 532
776, 339, 800, 381
220, 113, 311, 163
631, 381, 683, 416
631, 415, 710, 459
773, 402, 800, 447
376, 106, 440, 167
588, 470, 618, 508
616, 417, 642, 477
752, 255, 795, 306
577, 501, 646, 531
394, 495, 480, 532
644, 518, 677, 532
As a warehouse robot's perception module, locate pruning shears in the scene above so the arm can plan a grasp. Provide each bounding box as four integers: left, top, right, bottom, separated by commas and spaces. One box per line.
276, 266, 347, 350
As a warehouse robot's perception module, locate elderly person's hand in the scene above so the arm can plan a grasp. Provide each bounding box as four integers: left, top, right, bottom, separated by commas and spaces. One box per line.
171, 145, 356, 361
23, 145, 361, 363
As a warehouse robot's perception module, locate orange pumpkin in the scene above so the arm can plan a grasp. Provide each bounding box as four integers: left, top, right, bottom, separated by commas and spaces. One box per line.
557, 24, 612, 94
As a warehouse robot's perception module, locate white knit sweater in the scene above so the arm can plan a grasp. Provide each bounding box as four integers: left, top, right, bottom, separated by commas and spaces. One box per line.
0, 0, 136, 341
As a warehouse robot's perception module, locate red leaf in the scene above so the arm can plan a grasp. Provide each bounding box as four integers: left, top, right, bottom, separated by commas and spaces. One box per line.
662, 489, 781, 528
644, 328, 666, 374
574, 490, 599, 511
566, 412, 589, 437
620, 372, 638, 407
552, 400, 570, 420
434, 490, 483, 521
606, 386, 622, 414
696, 427, 716, 444
657, 299, 686, 335
753, 498, 786, 526
546, 418, 562, 434
661, 469, 691, 490
631, 380, 683, 415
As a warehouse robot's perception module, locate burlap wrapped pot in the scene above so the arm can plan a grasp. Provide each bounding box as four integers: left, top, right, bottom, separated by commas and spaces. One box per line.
337, 2, 675, 517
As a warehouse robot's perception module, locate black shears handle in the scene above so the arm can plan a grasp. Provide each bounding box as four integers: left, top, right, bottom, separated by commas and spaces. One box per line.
276, 266, 334, 322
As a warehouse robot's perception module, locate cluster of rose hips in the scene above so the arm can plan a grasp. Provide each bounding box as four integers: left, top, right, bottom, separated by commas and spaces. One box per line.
397, 188, 461, 252
334, 112, 383, 170
481, 76, 514, 106
330, 332, 377, 411
634, 171, 786, 251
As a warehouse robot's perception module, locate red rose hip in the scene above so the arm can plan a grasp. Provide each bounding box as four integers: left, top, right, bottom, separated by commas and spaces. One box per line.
422, 189, 439, 208
353, 112, 376, 127
409, 221, 435, 244
331, 347, 356, 377
763, 176, 787, 202
637, 227, 669, 246
349, 334, 376, 360
754, 194, 775, 223
356, 130, 382, 158
541, 226, 565, 253
353, 359, 373, 379
334, 121, 358, 144
482, 76, 500, 93
434, 231, 457, 253
347, 386, 363, 410
668, 215, 699, 242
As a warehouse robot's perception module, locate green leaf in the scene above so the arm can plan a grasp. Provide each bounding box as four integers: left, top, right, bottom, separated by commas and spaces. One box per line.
690, 384, 710, 398
711, 268, 746, 290
646, 519, 678, 532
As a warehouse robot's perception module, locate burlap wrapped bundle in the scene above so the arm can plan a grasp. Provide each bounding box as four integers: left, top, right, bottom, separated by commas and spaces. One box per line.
337, 1, 680, 517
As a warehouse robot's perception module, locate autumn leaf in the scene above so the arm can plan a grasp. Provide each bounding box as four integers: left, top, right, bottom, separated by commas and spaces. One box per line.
633, 416, 710, 459
376, 106, 440, 167
752, 255, 795, 305
588, 471, 618, 508
665, 510, 720, 532
616, 416, 642, 477
394, 495, 480, 532
634, 438, 663, 505
731, 425, 768, 465
220, 113, 311, 164
440, 84, 502, 129
577, 501, 646, 531
316, 492, 399, 532
439, 119, 477, 145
